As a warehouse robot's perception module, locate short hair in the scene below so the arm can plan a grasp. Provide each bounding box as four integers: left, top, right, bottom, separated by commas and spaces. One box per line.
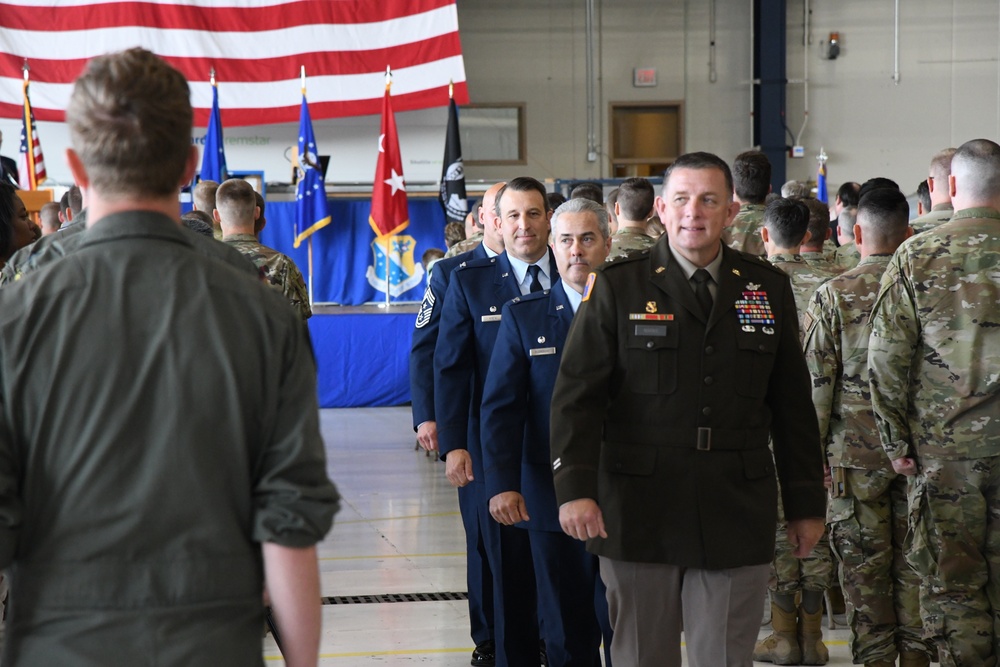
495, 176, 550, 217
837, 207, 857, 237
551, 197, 611, 240
215, 178, 257, 223
569, 182, 604, 204
858, 177, 900, 199
763, 197, 810, 248
546, 192, 567, 212
780, 180, 811, 199
0, 182, 18, 258
616, 177, 655, 221
66, 48, 192, 198
732, 151, 771, 203
193, 180, 220, 213
444, 221, 465, 248
59, 185, 83, 217
253, 191, 266, 235
40, 202, 62, 232
836, 182, 861, 208
646, 216, 665, 238
858, 187, 910, 246
663, 152, 734, 199
802, 198, 832, 249
916, 180, 931, 212
605, 188, 619, 228
951, 138, 1000, 201
929, 147, 957, 181
59, 191, 71, 217
421, 247, 445, 270
180, 211, 215, 237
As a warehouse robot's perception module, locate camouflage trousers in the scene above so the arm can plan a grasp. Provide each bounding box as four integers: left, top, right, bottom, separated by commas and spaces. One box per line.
771, 489, 834, 594
906, 457, 1000, 667
827, 467, 929, 663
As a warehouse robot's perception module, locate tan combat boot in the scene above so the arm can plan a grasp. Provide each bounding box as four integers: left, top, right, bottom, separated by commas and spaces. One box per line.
754, 603, 802, 665
898, 651, 931, 667
797, 605, 829, 665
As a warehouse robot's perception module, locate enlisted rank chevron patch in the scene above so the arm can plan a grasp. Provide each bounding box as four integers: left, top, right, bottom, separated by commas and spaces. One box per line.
414, 286, 435, 329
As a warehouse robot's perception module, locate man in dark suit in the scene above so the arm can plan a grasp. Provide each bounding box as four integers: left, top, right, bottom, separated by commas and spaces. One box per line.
0, 130, 19, 187
408, 181, 505, 667
481, 197, 614, 667
550, 152, 826, 667
435, 176, 558, 667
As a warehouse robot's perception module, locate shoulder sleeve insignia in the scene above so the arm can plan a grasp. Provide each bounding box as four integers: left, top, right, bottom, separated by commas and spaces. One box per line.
582, 272, 597, 302
414, 285, 435, 329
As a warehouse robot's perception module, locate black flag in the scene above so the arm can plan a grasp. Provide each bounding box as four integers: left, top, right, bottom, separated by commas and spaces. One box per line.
439, 96, 468, 223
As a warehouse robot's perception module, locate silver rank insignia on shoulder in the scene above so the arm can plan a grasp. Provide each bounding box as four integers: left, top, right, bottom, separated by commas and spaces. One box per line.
742, 324, 756, 332
537, 336, 546, 343
746, 282, 760, 291
762, 326, 775, 335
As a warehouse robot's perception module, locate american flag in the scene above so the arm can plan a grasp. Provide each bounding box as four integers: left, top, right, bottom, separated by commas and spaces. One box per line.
17, 77, 45, 190
0, 0, 469, 126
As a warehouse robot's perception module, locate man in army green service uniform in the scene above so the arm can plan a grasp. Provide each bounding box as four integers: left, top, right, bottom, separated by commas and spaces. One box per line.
551, 151, 826, 667
605, 176, 655, 263
804, 188, 932, 667
869, 138, 1000, 667
217, 177, 312, 320
721, 150, 771, 257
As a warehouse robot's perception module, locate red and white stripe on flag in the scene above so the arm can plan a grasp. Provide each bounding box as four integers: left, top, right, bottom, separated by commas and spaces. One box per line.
17, 82, 45, 190
0, 0, 469, 126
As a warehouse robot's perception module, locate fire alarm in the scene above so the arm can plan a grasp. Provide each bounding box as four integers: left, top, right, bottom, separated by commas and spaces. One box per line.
826, 32, 841, 60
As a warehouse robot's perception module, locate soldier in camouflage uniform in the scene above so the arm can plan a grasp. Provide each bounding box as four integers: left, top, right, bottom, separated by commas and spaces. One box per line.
721, 150, 770, 257
799, 198, 843, 277
869, 138, 1000, 667
216, 178, 312, 320
605, 177, 655, 263
804, 188, 932, 667
832, 208, 861, 271
755, 197, 836, 665
909, 148, 956, 235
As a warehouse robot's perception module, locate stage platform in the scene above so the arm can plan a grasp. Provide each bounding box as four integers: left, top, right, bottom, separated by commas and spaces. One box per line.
308, 304, 418, 409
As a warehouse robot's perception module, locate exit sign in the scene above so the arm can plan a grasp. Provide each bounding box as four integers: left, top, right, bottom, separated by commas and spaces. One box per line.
634, 67, 657, 87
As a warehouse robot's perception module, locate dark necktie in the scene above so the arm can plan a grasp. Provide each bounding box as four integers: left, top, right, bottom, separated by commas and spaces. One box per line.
692, 268, 713, 318
527, 264, 543, 293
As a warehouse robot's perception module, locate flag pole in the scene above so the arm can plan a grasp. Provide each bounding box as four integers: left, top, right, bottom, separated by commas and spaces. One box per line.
384, 66, 392, 310
302, 65, 315, 307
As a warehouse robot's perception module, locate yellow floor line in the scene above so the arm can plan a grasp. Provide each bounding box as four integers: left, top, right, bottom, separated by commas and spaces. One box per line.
336, 511, 461, 525
319, 551, 465, 561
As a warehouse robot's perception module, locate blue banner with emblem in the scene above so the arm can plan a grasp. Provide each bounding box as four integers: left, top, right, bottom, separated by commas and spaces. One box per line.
260, 197, 448, 305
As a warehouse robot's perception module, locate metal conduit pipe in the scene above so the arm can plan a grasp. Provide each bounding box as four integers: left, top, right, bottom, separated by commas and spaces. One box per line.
585, 0, 598, 162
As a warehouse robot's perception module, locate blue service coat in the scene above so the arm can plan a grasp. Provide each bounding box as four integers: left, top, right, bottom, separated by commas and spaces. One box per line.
434, 251, 558, 478
408, 244, 487, 430
480, 281, 575, 533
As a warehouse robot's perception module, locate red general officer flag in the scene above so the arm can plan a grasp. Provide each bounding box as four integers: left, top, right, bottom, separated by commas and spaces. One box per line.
369, 80, 409, 238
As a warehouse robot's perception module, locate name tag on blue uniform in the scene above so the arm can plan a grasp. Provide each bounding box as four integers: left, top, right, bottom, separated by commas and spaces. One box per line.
529, 347, 557, 356
481, 314, 502, 322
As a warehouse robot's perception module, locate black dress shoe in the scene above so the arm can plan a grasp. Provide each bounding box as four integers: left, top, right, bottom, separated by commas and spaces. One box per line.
471, 640, 496, 667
